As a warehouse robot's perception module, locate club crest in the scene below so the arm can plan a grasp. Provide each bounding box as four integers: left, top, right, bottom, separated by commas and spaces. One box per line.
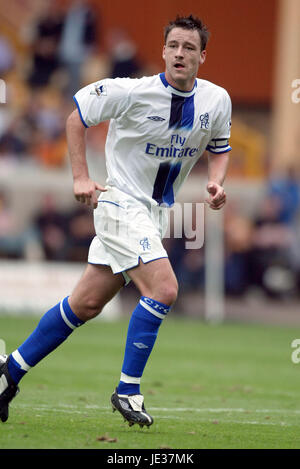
199, 112, 210, 129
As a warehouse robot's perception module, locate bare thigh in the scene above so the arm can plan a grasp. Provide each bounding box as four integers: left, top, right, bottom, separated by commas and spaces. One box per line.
127, 258, 178, 306
69, 263, 125, 321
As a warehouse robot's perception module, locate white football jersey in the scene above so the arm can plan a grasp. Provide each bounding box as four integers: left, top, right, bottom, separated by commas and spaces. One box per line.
73, 73, 232, 207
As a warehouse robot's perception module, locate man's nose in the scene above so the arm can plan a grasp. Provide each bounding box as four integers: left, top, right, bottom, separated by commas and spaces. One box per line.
175, 46, 184, 57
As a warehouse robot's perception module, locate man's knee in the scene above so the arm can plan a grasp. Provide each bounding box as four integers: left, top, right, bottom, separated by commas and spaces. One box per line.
145, 279, 178, 306
158, 282, 178, 306
130, 260, 179, 306
69, 295, 104, 321
84, 298, 104, 320
68, 264, 124, 322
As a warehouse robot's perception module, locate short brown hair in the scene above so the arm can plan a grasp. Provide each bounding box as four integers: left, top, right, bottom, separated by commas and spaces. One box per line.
164, 15, 210, 51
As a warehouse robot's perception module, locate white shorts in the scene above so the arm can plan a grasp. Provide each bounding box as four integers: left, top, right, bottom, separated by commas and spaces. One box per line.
88, 186, 169, 284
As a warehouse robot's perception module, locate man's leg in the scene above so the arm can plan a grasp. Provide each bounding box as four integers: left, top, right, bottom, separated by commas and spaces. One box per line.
0, 264, 124, 422
111, 258, 178, 427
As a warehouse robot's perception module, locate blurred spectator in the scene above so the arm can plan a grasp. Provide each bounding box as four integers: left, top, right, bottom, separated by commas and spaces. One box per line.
0, 87, 68, 165
106, 28, 142, 79
29, 88, 69, 166
65, 206, 95, 262
267, 167, 300, 225
34, 194, 69, 261
165, 235, 204, 293
0, 36, 15, 76
0, 191, 29, 259
26, 1, 65, 88
58, 0, 98, 96
224, 206, 253, 296
32, 196, 95, 262
248, 194, 296, 298
0, 111, 36, 158
178, 248, 205, 291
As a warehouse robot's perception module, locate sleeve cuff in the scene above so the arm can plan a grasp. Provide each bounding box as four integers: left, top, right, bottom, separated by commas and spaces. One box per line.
73, 96, 89, 128
206, 146, 232, 154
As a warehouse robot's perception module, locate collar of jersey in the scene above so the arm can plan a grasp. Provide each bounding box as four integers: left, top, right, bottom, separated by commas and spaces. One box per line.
159, 72, 197, 97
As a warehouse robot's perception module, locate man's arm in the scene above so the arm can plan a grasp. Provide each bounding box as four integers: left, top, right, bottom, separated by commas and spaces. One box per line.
66, 110, 106, 209
205, 151, 229, 210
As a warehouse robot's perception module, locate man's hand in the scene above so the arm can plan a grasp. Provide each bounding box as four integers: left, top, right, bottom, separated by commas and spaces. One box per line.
73, 177, 107, 209
205, 181, 226, 210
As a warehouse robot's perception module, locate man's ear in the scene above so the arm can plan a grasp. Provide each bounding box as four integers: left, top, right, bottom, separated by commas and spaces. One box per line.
199, 50, 206, 65
162, 45, 166, 61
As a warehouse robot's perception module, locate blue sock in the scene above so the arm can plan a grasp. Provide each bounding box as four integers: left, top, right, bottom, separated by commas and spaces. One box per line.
8, 297, 84, 384
117, 296, 170, 395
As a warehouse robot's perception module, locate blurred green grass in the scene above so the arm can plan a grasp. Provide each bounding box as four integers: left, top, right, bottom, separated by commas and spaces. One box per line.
0, 314, 300, 449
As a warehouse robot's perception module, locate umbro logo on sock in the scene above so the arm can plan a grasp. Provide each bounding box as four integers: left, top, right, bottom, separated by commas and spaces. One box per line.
133, 342, 149, 349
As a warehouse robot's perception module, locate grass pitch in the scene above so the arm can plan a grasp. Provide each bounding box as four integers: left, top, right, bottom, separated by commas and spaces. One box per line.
0, 313, 300, 449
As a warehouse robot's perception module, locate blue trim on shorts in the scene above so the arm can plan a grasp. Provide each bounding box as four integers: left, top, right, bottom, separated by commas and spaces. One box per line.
97, 200, 125, 209
88, 261, 111, 267
117, 255, 169, 275
88, 255, 169, 284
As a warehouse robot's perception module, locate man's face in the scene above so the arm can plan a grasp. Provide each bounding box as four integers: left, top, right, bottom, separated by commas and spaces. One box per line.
163, 27, 206, 91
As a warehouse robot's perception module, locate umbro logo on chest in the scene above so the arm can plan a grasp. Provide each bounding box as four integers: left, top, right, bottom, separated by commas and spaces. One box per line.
147, 116, 166, 122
